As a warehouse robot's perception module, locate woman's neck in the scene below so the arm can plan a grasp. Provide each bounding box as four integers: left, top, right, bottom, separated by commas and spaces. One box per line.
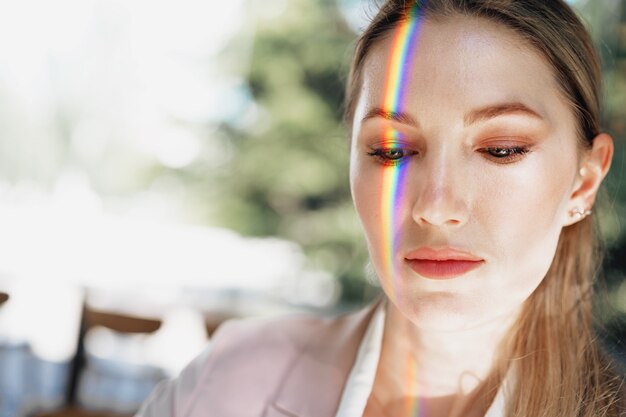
367, 300, 519, 417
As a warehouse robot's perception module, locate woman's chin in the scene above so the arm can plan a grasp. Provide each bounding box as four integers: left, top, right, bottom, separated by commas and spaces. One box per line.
386, 289, 494, 332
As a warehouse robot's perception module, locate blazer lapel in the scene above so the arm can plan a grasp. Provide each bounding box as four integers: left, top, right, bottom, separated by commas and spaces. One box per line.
266, 300, 381, 417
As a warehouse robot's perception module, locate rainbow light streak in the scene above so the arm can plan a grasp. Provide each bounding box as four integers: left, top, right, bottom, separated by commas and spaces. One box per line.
379, 3, 423, 303
405, 355, 425, 417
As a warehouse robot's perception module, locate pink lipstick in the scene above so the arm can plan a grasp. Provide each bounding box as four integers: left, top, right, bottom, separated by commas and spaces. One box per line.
405, 247, 484, 279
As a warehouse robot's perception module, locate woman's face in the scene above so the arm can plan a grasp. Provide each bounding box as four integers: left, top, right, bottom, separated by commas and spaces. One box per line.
350, 15, 584, 330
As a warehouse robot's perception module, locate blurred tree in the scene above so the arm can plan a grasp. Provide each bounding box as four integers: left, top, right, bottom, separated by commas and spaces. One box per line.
205, 0, 377, 303
577, 0, 626, 316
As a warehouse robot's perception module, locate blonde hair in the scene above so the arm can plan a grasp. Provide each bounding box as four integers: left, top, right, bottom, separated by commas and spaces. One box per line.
345, 0, 624, 415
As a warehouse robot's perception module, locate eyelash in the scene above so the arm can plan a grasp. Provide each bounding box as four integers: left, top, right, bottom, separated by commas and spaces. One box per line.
479, 146, 530, 163
367, 145, 531, 166
367, 148, 416, 166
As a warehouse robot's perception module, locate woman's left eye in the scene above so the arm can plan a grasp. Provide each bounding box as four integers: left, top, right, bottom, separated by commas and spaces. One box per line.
479, 146, 530, 163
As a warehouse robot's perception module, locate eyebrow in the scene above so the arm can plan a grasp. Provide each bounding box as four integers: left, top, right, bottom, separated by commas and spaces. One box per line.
464, 102, 544, 126
361, 102, 544, 129
361, 107, 419, 127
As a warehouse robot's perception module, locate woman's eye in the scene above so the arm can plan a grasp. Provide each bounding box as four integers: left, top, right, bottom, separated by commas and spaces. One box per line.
480, 146, 530, 163
367, 147, 415, 166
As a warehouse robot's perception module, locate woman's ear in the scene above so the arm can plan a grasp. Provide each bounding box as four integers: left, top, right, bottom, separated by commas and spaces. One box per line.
564, 133, 614, 226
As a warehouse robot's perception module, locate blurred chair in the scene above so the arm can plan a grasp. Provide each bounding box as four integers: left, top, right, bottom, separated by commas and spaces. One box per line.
0, 283, 83, 417
34, 305, 165, 417
34, 295, 211, 417
72, 306, 165, 416
83, 309, 162, 334
76, 304, 208, 414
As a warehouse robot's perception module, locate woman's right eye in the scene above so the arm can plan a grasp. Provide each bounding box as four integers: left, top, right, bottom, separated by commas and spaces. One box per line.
367, 147, 416, 166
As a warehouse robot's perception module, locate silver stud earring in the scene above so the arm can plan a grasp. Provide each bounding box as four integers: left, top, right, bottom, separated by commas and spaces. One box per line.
570, 206, 592, 219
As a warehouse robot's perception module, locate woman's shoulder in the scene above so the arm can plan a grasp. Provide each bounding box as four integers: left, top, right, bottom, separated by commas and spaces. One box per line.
212, 301, 380, 355
210, 310, 328, 353
136, 300, 381, 417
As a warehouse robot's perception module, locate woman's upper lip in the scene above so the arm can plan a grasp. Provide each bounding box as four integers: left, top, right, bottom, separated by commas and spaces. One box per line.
405, 247, 484, 262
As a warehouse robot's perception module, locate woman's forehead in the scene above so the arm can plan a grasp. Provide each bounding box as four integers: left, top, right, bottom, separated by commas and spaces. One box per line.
356, 15, 569, 128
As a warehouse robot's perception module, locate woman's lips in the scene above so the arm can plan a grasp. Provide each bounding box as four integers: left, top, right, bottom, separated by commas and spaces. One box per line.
404, 247, 484, 279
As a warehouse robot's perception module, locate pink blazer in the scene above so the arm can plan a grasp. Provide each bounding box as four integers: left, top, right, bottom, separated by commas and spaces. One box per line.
136, 302, 379, 417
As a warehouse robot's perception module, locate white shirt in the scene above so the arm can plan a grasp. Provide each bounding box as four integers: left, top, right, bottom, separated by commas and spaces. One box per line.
335, 303, 508, 417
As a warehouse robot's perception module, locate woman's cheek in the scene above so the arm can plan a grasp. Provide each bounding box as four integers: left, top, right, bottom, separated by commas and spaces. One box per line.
482, 158, 572, 282
351, 165, 384, 244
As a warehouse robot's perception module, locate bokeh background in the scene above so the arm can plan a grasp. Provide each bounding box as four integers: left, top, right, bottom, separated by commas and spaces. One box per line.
0, 0, 624, 416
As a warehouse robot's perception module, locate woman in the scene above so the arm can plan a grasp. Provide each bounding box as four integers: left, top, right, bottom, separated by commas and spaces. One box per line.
137, 0, 624, 416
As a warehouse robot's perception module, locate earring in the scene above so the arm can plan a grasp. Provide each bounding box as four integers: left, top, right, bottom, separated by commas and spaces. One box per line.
570, 206, 592, 219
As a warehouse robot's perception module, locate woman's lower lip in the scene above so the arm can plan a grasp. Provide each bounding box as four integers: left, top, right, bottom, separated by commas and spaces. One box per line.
405, 259, 484, 279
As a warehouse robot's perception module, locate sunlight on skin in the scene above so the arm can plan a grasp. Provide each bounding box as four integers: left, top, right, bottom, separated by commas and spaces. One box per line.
378, 5, 425, 416
379, 3, 423, 312
380, 128, 405, 302
352, 12, 585, 333
405, 354, 424, 417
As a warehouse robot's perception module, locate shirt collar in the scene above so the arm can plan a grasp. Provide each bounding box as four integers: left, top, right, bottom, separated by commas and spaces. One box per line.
336, 300, 509, 417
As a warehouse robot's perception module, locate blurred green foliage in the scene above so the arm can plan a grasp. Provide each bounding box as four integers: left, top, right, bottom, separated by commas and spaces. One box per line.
205, 0, 626, 305
578, 0, 626, 327
208, 0, 376, 303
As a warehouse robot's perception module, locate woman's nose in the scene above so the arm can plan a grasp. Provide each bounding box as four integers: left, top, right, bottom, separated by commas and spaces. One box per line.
410, 160, 469, 228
